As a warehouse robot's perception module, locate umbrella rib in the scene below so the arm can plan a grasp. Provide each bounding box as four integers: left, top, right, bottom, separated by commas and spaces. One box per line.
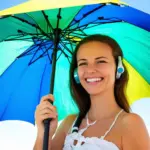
25, 13, 45, 36
62, 28, 87, 38
4, 39, 32, 42
29, 43, 53, 65
17, 30, 44, 37
64, 37, 75, 52
17, 44, 37, 58
63, 30, 87, 40
67, 18, 122, 31
59, 36, 73, 54
56, 49, 63, 61
62, 19, 122, 43
59, 37, 73, 55
77, 28, 87, 37
64, 4, 124, 33
65, 4, 106, 30
67, 38, 74, 52
3, 36, 32, 42
42, 10, 54, 36
40, 42, 53, 59
56, 8, 61, 29
18, 40, 50, 58
60, 36, 77, 52
58, 46, 71, 64
5, 35, 46, 42
28, 44, 45, 65
43, 44, 52, 63
4, 34, 40, 42
12, 16, 52, 39
2, 33, 34, 41
59, 46, 72, 60
64, 17, 105, 35
60, 32, 77, 42
65, 36, 80, 43
84, 20, 123, 30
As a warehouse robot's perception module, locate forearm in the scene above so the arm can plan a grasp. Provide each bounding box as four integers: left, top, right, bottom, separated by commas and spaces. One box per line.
33, 132, 44, 150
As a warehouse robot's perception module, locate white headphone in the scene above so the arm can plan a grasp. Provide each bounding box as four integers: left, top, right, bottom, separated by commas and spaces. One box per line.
116, 56, 124, 79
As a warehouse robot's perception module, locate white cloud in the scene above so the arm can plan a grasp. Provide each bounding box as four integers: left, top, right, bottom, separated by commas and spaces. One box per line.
0, 120, 63, 150
130, 97, 150, 135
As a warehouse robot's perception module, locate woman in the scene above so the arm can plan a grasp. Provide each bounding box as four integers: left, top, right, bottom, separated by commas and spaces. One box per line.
34, 34, 150, 150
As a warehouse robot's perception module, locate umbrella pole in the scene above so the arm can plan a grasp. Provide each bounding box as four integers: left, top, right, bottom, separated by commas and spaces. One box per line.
43, 9, 62, 150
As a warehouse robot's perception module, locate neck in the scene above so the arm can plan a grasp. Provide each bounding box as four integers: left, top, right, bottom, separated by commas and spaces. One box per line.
88, 89, 121, 121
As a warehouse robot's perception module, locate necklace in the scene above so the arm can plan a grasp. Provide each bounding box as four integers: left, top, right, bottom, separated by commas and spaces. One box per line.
86, 113, 97, 126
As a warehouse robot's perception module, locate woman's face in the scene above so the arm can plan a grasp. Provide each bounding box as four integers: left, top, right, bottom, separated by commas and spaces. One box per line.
77, 41, 116, 95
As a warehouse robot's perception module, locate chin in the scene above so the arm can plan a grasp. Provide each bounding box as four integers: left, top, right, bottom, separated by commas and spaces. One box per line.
86, 89, 105, 96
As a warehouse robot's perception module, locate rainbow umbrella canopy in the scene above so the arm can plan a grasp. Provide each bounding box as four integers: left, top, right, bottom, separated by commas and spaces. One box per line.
0, 2, 150, 148
0, 1, 150, 123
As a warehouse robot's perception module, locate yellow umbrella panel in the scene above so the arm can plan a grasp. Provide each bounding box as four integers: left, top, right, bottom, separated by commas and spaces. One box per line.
0, 0, 126, 16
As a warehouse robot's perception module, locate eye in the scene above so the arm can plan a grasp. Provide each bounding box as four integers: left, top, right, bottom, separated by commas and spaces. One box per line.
97, 60, 106, 63
78, 62, 87, 66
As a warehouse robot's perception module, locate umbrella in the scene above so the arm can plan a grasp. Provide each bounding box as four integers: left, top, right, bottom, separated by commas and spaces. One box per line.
0, 2, 150, 149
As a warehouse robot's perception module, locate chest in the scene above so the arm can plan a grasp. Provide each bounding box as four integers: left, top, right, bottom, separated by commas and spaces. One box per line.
64, 131, 120, 150
68, 118, 122, 149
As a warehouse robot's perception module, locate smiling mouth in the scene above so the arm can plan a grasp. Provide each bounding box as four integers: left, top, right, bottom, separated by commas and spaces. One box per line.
85, 77, 104, 83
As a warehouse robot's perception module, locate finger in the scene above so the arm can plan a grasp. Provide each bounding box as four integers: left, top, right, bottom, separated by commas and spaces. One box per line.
40, 108, 57, 116
39, 102, 57, 112
41, 113, 57, 120
40, 94, 54, 103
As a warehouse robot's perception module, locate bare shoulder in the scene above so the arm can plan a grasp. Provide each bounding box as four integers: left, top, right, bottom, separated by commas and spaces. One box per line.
121, 112, 149, 132
121, 112, 150, 150
63, 113, 78, 133
121, 112, 146, 127
55, 113, 77, 136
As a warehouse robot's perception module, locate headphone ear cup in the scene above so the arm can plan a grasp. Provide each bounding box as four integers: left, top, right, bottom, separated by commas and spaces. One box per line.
116, 56, 125, 79
74, 68, 80, 84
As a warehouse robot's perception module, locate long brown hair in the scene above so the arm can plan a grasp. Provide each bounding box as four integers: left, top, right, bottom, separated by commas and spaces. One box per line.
69, 34, 130, 118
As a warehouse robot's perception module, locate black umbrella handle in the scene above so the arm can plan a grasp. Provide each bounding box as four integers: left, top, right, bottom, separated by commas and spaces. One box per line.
43, 99, 53, 150
43, 120, 52, 150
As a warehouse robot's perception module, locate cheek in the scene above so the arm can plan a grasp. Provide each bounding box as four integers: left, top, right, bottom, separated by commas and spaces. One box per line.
97, 64, 116, 80
78, 67, 84, 79
97, 64, 113, 74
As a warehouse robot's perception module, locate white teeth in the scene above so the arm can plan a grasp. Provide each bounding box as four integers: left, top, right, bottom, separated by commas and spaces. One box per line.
86, 78, 103, 83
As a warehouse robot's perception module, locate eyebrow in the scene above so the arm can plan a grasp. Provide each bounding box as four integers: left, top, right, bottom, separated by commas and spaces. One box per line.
77, 56, 107, 62
95, 56, 108, 60
77, 59, 87, 63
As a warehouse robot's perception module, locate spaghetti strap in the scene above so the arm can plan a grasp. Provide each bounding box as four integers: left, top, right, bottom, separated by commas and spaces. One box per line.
101, 109, 123, 139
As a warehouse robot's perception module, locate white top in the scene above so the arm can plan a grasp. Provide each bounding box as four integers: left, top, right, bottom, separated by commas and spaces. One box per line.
63, 109, 123, 150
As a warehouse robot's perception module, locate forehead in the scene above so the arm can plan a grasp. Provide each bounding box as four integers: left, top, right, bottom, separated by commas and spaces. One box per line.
77, 41, 113, 59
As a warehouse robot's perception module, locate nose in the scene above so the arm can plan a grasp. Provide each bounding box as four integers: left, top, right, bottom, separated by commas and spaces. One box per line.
85, 64, 97, 74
